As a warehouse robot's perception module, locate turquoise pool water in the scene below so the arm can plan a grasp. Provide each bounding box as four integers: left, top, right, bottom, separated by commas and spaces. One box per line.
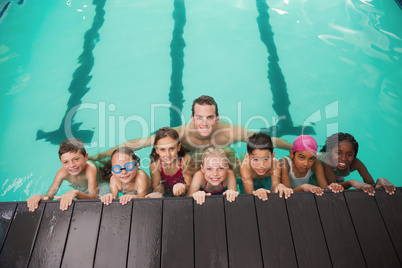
0, 0, 401, 201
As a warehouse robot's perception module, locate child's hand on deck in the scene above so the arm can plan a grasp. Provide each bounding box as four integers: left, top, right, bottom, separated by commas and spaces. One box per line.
145, 192, 163, 198
223, 190, 239, 202
173, 183, 186, 196
253, 188, 270, 201
302, 184, 324, 196
327, 183, 344, 193
101, 193, 113, 205
27, 194, 49, 212
120, 194, 135, 205
360, 183, 375, 196
193, 191, 211, 205
55, 190, 78, 211
375, 178, 396, 195
274, 184, 293, 199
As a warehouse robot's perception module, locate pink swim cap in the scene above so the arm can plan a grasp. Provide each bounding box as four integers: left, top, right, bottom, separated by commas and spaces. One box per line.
292, 135, 318, 154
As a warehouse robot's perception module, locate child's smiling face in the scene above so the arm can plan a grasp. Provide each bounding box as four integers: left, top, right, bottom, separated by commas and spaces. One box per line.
60, 151, 88, 176
330, 141, 355, 170
291, 150, 316, 174
155, 136, 181, 164
201, 156, 228, 186
111, 153, 138, 183
248, 149, 274, 176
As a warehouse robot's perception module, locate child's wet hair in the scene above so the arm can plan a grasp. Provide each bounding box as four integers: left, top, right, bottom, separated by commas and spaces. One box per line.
321, 132, 359, 157
58, 138, 86, 159
246, 133, 273, 154
100, 147, 139, 181
150, 127, 185, 162
202, 147, 229, 166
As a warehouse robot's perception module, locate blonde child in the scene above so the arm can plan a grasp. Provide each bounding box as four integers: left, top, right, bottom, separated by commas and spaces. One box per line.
280, 135, 343, 196
240, 133, 290, 201
146, 127, 192, 198
100, 147, 151, 205
187, 147, 238, 205
320, 132, 395, 196
27, 138, 98, 211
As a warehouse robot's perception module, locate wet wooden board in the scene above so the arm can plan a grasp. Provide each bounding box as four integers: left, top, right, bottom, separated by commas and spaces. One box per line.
94, 201, 132, 268
0, 202, 17, 251
375, 189, 402, 263
225, 195, 263, 268
194, 196, 228, 268
315, 192, 366, 267
28, 202, 73, 268
61, 202, 102, 268
255, 194, 297, 267
286, 192, 332, 268
344, 190, 401, 267
0, 189, 401, 268
0, 203, 44, 268
128, 199, 163, 268
161, 198, 193, 268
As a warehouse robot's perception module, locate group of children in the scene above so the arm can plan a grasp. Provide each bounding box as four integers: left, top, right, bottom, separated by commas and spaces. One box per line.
27, 128, 396, 211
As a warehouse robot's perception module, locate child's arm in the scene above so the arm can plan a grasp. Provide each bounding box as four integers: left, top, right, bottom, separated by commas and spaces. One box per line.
186, 170, 203, 197
321, 155, 337, 184
341, 180, 375, 196
223, 169, 239, 202
101, 178, 120, 205
146, 161, 164, 198
294, 184, 324, 196
274, 157, 294, 199
172, 154, 192, 196
240, 161, 255, 194
27, 168, 66, 211
313, 160, 343, 193
120, 170, 150, 205
351, 158, 375, 185
187, 171, 211, 205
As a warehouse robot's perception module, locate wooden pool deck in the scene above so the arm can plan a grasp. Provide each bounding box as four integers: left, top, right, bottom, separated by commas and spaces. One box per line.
0, 188, 401, 268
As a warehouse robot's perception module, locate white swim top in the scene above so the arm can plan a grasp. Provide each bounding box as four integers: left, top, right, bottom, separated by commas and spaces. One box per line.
285, 157, 312, 188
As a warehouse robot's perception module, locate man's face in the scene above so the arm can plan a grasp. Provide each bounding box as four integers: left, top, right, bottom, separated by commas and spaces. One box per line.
191, 104, 219, 137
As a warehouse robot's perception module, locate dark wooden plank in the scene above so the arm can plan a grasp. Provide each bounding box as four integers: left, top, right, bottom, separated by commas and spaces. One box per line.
194, 196, 228, 268
315, 192, 366, 267
94, 201, 132, 268
128, 199, 163, 268
0, 203, 44, 268
255, 194, 297, 267
61, 201, 102, 268
374, 189, 402, 264
28, 202, 73, 268
0, 202, 17, 251
225, 194, 262, 268
161, 198, 193, 268
286, 192, 332, 267
344, 190, 401, 267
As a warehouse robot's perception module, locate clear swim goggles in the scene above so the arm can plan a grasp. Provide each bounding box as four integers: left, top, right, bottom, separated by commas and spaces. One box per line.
111, 162, 136, 174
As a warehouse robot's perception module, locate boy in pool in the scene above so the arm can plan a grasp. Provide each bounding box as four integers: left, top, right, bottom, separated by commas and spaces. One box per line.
27, 138, 98, 211
239, 133, 292, 201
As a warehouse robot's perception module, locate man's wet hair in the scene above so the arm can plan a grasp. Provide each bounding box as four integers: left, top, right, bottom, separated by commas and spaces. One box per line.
192, 95, 219, 116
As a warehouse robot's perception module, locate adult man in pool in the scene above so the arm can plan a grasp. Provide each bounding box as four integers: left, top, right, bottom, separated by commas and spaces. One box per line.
89, 95, 291, 161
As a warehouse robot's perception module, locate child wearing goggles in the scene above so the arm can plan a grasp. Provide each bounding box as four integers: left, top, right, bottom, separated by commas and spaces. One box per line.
100, 147, 151, 205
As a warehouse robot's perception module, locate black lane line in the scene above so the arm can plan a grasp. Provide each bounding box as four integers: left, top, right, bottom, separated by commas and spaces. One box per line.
169, 0, 186, 128
256, 0, 315, 137
36, 0, 107, 145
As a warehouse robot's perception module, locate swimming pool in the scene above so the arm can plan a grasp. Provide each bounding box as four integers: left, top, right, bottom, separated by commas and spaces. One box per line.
0, 0, 401, 201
